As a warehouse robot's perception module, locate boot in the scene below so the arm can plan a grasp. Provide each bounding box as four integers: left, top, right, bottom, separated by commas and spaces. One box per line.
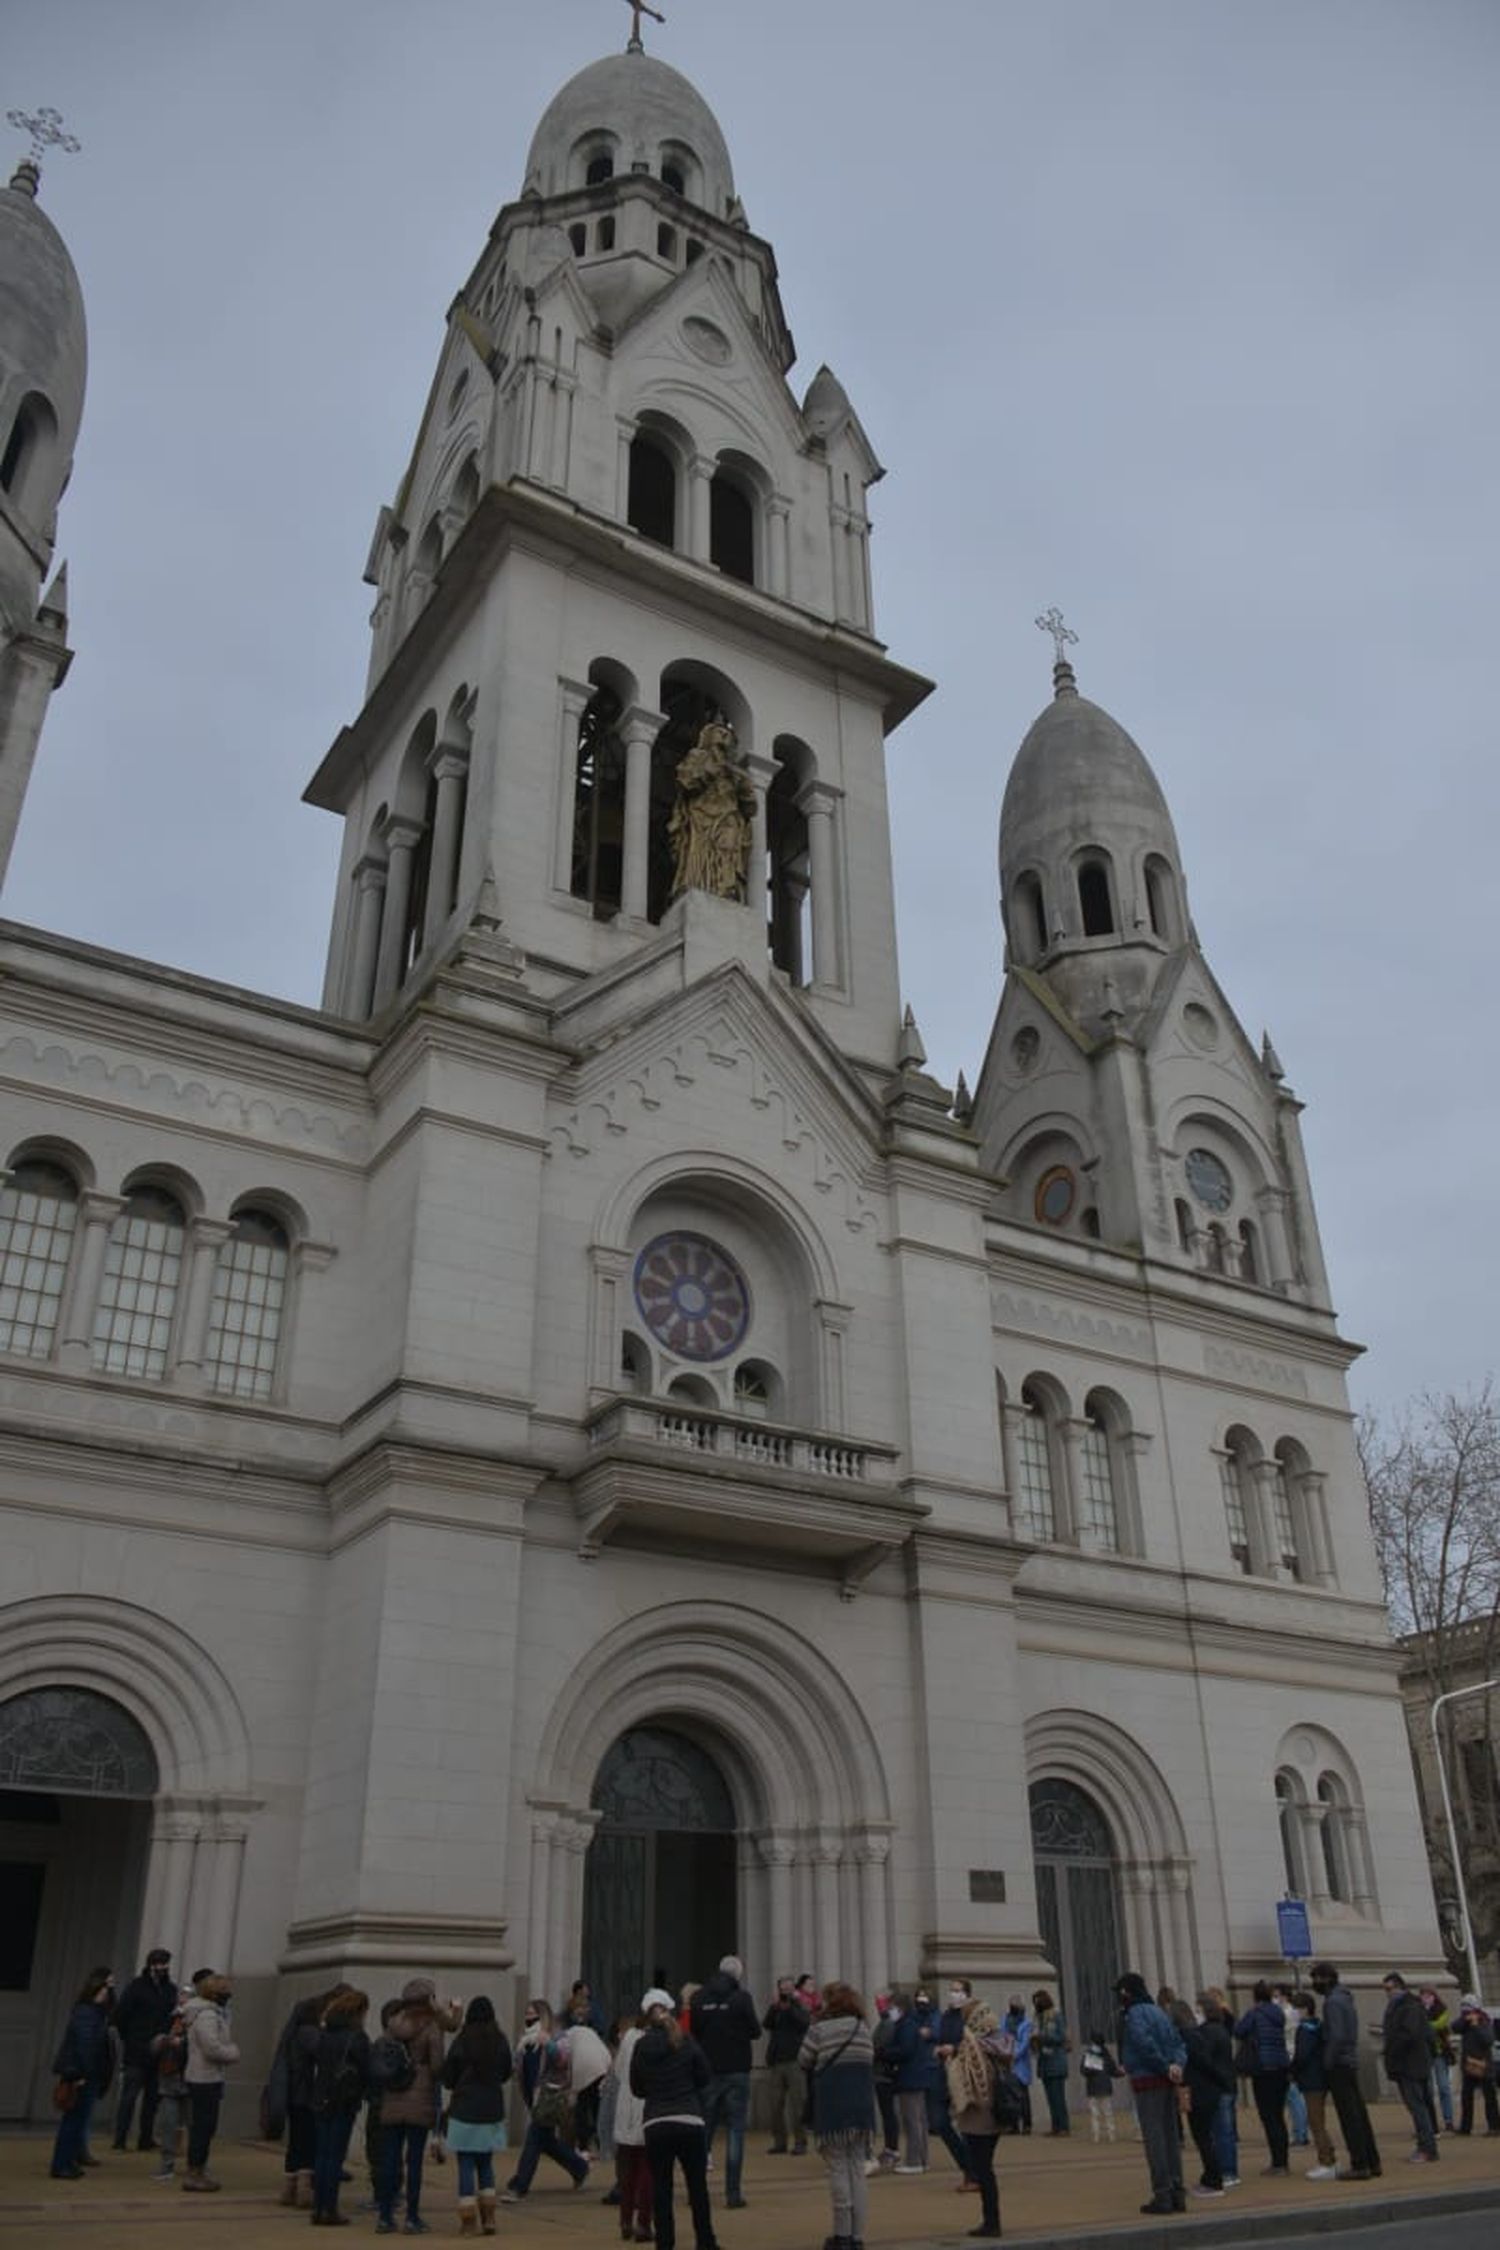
458, 2201, 479, 2238
281, 2176, 300, 2205
298, 2171, 316, 2208
478, 2190, 497, 2236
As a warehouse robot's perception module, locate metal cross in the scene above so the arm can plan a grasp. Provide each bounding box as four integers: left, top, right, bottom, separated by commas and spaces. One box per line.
622, 0, 666, 46
7, 107, 82, 169
1035, 606, 1078, 665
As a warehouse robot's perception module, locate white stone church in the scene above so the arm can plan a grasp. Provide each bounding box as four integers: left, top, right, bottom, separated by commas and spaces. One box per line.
0, 36, 1440, 2122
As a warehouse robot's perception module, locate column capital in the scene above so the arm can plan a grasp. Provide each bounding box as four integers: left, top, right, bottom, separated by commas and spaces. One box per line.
353, 854, 388, 893
381, 815, 425, 855
619, 702, 667, 746
813, 1298, 853, 1336
79, 1189, 124, 1225
796, 778, 841, 819
427, 744, 470, 783
188, 1216, 233, 1251
755, 1832, 797, 1868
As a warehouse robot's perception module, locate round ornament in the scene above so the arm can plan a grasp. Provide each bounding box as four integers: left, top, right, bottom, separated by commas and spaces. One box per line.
1185, 1147, 1233, 1212
633, 1231, 750, 1363
1034, 1165, 1076, 1226
681, 316, 732, 365
1183, 1002, 1219, 1051
1011, 1026, 1041, 1075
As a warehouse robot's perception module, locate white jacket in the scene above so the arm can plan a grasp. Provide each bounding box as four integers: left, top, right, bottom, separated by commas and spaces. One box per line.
182, 1994, 240, 2086
612, 2028, 647, 2146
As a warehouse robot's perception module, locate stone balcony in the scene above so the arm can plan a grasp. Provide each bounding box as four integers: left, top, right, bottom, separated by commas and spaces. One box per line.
571, 1395, 921, 1592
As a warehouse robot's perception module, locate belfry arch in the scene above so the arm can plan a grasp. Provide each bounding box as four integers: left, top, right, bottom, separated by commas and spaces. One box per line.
526, 1602, 893, 2010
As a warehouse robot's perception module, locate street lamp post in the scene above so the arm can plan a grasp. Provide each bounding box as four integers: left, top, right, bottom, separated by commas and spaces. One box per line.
1430, 1676, 1500, 2009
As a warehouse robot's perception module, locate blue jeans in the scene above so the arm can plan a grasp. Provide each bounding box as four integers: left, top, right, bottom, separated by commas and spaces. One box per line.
510, 2118, 587, 2193
1432, 2056, 1454, 2128
1212, 2089, 1239, 2179
1287, 2079, 1309, 2143
313, 2108, 358, 2216
51, 2083, 96, 2176
457, 2150, 496, 2197
378, 2121, 429, 2222
702, 2070, 749, 2199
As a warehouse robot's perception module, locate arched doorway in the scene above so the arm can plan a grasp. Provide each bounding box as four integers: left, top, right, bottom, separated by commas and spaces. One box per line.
582, 1727, 738, 2021
1029, 1778, 1123, 2063
0, 1687, 158, 2119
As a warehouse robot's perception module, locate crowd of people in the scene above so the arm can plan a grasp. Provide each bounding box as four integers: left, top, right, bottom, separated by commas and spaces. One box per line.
46, 1943, 1499, 2238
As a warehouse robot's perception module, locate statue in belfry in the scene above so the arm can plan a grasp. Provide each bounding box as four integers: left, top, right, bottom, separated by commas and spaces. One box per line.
668, 717, 755, 902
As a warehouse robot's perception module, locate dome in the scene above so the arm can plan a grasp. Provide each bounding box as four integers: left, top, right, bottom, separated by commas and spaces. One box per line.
0, 163, 86, 633
523, 48, 735, 218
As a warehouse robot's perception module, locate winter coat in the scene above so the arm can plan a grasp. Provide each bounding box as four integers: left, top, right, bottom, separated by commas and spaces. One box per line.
1182, 2018, 1235, 2106
1233, 1999, 1288, 2076
53, 2001, 112, 2091
313, 2021, 371, 2114
890, 2005, 941, 2092
611, 2027, 648, 2146
183, 1993, 241, 2086
689, 1972, 760, 2075
1319, 1983, 1360, 2071
629, 2025, 711, 2125
948, 2030, 1008, 2136
113, 1970, 177, 2064
1119, 2000, 1186, 2083
1035, 2006, 1070, 2082
1291, 2014, 1328, 2094
287, 2011, 322, 2110
1002, 2011, 1034, 2088
762, 1997, 811, 2065
799, 2013, 877, 2145
379, 2000, 461, 2128
1458, 2009, 1495, 2078
1382, 1989, 1432, 2081
440, 2024, 513, 2126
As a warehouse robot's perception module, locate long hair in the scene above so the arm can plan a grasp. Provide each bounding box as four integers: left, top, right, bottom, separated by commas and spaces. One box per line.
822, 1981, 866, 2022
324, 1987, 369, 2028
75, 1966, 112, 2007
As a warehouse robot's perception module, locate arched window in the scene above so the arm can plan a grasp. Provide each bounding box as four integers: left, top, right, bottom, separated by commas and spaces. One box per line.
1275, 1771, 1306, 1895
662, 161, 686, 195
733, 1360, 780, 1420
596, 216, 616, 253
0, 1685, 159, 1797
0, 1158, 79, 1358
1204, 1221, 1229, 1274
92, 1186, 186, 1380
203, 1207, 290, 1401
767, 742, 810, 982
0, 391, 58, 516
620, 1331, 650, 1393
400, 767, 440, 978
585, 151, 615, 186
1219, 1431, 1255, 1573
1014, 1380, 1059, 1542
646, 670, 749, 924
1143, 853, 1178, 942
1011, 871, 1047, 963
628, 434, 677, 548
1316, 1776, 1351, 1902
570, 684, 626, 918
1077, 857, 1115, 937
1270, 1459, 1301, 1579
569, 222, 587, 256
657, 223, 677, 261
1078, 1392, 1126, 1553
1238, 1218, 1259, 1283
709, 471, 755, 583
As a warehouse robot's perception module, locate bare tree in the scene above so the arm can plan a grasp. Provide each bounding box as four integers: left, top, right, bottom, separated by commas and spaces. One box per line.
1361, 1384, 1500, 1970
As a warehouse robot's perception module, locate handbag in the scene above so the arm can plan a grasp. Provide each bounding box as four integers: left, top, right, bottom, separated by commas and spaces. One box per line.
52, 2078, 80, 2113
533, 2080, 574, 2132
1462, 2054, 1490, 2081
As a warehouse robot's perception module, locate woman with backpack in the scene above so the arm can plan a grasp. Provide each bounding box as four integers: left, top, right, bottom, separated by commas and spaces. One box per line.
441, 1996, 513, 2237
49, 1967, 115, 2180
799, 1979, 877, 2250
312, 1987, 371, 2226
276, 1992, 336, 2207
944, 2000, 1007, 2240
373, 1978, 463, 2235
503, 2001, 590, 2199
1033, 1989, 1071, 2135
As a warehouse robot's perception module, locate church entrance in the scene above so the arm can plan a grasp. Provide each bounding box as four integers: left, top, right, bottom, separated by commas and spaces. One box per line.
0, 1688, 157, 2119
1030, 1779, 1123, 2074
582, 1726, 738, 2022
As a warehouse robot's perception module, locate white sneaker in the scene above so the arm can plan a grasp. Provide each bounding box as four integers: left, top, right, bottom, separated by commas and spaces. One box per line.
893, 2164, 926, 2175
1306, 2165, 1338, 2180
1222, 2174, 1240, 2187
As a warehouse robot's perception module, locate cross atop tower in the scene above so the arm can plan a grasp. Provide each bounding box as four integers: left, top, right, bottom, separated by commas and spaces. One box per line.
1035, 605, 1079, 698
7, 106, 81, 176
621, 0, 666, 51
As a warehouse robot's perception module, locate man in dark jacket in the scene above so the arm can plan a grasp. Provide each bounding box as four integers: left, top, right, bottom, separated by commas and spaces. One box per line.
1309, 1962, 1381, 2179
689, 1955, 759, 2207
1116, 1971, 1186, 2215
761, 1978, 810, 2155
1381, 1972, 1438, 2160
111, 1948, 177, 2151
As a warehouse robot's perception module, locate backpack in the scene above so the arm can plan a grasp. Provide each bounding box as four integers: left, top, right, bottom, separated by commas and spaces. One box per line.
315, 2028, 366, 2114
368, 2033, 416, 2094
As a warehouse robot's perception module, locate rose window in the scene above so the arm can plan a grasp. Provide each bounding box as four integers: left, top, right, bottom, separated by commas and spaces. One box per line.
632, 1232, 750, 1363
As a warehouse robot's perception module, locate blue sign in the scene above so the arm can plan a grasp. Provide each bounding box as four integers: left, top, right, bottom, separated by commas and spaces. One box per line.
1277, 1896, 1313, 1959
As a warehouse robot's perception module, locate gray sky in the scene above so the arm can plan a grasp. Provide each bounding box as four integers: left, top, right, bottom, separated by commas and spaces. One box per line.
5, 0, 1497, 1415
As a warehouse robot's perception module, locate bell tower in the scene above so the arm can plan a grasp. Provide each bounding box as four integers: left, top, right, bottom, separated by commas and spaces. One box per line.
305, 29, 930, 1067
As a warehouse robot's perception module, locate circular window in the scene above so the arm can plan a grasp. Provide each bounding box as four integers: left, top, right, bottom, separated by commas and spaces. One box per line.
1034, 1166, 1076, 1226
681, 315, 733, 365
1185, 1148, 1233, 1212
1182, 1002, 1219, 1051
633, 1232, 750, 1363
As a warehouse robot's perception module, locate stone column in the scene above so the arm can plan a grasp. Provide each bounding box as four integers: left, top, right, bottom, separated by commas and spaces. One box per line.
1245, 1461, 1283, 1578
742, 753, 773, 934
550, 1811, 600, 2006
1057, 1420, 1086, 1546
1300, 1802, 1332, 1910
422, 747, 470, 948
198, 1815, 248, 1969
139, 1807, 200, 1964
813, 1300, 851, 1432
812, 1839, 842, 1979
526, 1807, 561, 2002
1255, 1185, 1296, 1292
688, 456, 714, 561
1161, 1859, 1197, 1994
553, 680, 592, 892
854, 1832, 892, 2001
372, 817, 424, 1010
587, 1247, 633, 1402
767, 499, 791, 598
56, 1191, 124, 1371
620, 704, 665, 923
1295, 1471, 1337, 1587
799, 782, 840, 989
615, 419, 635, 520
343, 857, 387, 1018
1119, 1865, 1158, 1986
172, 1217, 233, 1391
758, 1835, 797, 1980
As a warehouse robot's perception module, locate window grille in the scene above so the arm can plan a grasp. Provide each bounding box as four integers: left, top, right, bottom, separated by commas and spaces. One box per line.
1014, 1399, 1056, 1541
204, 1210, 289, 1400
1220, 1453, 1251, 1572
0, 1160, 78, 1358
1271, 1462, 1301, 1578
1078, 1416, 1118, 1551
92, 1188, 184, 1379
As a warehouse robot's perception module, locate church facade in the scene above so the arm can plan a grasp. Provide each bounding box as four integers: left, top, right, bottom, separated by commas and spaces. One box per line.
0, 40, 1439, 2121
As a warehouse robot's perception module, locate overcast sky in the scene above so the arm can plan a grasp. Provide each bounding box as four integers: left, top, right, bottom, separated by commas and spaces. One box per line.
5, 0, 1496, 1416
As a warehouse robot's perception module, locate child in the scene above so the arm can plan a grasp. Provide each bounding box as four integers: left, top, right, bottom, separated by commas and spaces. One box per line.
150, 1992, 191, 2182
1080, 2031, 1122, 2143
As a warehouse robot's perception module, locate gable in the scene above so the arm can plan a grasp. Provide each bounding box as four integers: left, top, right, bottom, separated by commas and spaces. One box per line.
609, 257, 808, 465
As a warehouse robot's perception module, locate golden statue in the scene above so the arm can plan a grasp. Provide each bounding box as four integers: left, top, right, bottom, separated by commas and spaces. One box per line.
668, 717, 755, 903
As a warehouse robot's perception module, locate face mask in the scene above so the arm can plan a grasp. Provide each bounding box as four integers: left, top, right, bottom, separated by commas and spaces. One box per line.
948, 1990, 966, 2007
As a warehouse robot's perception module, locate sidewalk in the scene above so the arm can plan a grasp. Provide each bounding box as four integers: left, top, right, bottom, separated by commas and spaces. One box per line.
2, 2108, 1496, 2249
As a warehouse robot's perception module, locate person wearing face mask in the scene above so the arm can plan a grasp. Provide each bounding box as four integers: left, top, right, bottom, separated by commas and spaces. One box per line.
181, 1969, 240, 2192
1307, 1962, 1380, 2181
111, 1948, 176, 2153
932, 1981, 975, 2189
888, 1985, 941, 2173
49, 1967, 115, 2180
761, 1976, 811, 2155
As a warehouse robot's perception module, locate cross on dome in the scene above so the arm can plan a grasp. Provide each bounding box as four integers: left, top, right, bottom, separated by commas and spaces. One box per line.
621, 0, 666, 51
1035, 605, 1079, 698
7, 106, 81, 173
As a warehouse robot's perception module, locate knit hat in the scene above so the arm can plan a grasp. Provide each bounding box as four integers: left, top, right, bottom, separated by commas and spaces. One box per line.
401, 1977, 437, 2005
641, 1987, 675, 2014
719, 1955, 744, 1981
1461, 1993, 1483, 2010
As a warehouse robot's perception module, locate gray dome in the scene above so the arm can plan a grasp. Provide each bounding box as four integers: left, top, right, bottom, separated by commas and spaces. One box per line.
1000, 684, 1181, 893
524, 49, 735, 217
0, 170, 86, 496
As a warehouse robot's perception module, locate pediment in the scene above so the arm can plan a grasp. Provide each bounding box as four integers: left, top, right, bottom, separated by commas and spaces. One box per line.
609, 257, 809, 460
1140, 946, 1266, 1095
548, 962, 885, 1237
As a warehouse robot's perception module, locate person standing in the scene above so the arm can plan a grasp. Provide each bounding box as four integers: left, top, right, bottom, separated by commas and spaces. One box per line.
1289, 1991, 1338, 2177
889, 1985, 940, 2172
148, 1988, 191, 2184
931, 1980, 975, 2187
374, 1977, 462, 2234
49, 1968, 114, 2181
945, 2001, 1007, 2240
274, 1992, 327, 2207
181, 1971, 240, 2193
610, 2009, 654, 2243
1233, 1981, 1291, 2175
800, 1980, 878, 2250
1115, 1971, 1186, 2216
631, 1989, 717, 2250
762, 1977, 810, 2155
1198, 1988, 1240, 2187
311, 1987, 371, 2225
689, 1954, 759, 2208
111, 1948, 176, 2152
1308, 1962, 1381, 2180
1381, 1972, 1438, 2162
1420, 1988, 1454, 2132
1168, 1998, 1232, 2198
440, 1996, 512, 2238
1079, 2031, 1122, 2143
1455, 1996, 1500, 2135
504, 2001, 591, 2198
1032, 1988, 1071, 2135
1000, 1997, 1034, 2134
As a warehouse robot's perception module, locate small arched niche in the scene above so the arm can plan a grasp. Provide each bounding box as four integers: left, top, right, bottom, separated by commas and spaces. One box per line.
1076, 852, 1117, 938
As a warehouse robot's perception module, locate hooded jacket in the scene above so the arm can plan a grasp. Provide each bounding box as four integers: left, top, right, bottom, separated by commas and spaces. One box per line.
113, 1968, 177, 2063
183, 1989, 241, 2086
379, 1997, 461, 2129
1382, 1987, 1432, 2080
689, 1971, 760, 2075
